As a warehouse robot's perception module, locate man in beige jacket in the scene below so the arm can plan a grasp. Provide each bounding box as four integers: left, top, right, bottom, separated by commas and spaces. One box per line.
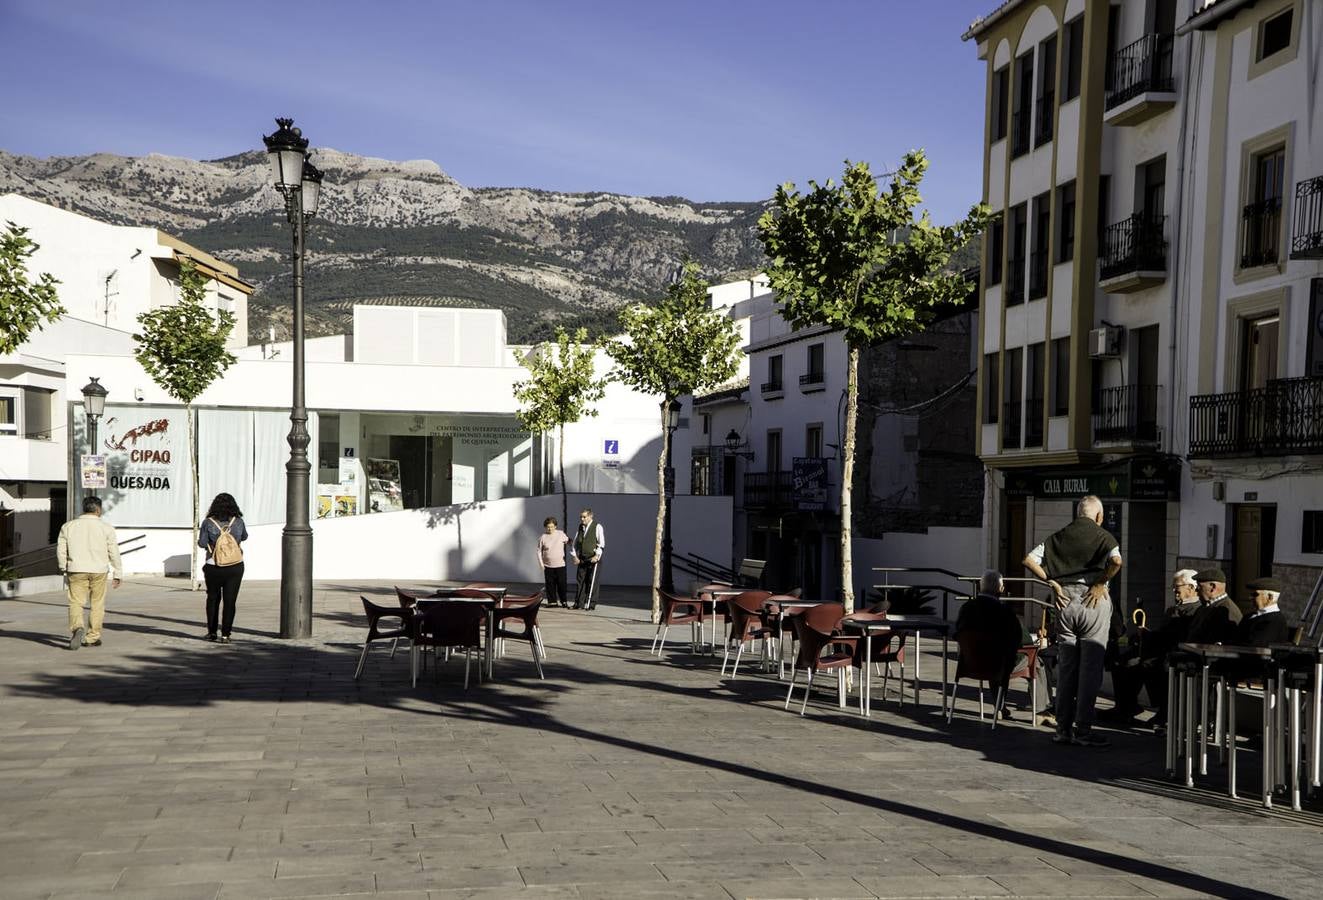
56, 496, 122, 650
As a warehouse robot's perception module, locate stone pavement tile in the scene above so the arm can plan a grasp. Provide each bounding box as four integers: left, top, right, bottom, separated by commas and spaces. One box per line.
0, 872, 125, 900
48, 884, 223, 900
233, 839, 374, 862
216, 873, 377, 899
853, 874, 1010, 897
626, 827, 730, 847
518, 859, 666, 886
989, 874, 1158, 897
425, 887, 578, 900
374, 865, 526, 892
117, 860, 279, 889
576, 880, 732, 900
501, 828, 640, 852
720, 875, 877, 899
274, 851, 423, 879
660, 859, 803, 882
0, 850, 83, 877
73, 846, 232, 871
791, 859, 935, 879
135, 828, 282, 850
912, 854, 1061, 876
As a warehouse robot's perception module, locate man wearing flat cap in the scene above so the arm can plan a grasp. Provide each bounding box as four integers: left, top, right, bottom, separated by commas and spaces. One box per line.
1186, 568, 1242, 644
1234, 577, 1290, 646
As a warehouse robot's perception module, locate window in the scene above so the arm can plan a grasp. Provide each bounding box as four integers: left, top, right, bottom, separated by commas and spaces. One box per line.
1056, 181, 1076, 263
766, 429, 782, 472
1012, 52, 1034, 156
991, 66, 1009, 142
1098, 174, 1111, 240
0, 394, 16, 436
984, 353, 1000, 424
1050, 337, 1071, 416
1061, 17, 1083, 101
1137, 155, 1167, 219
1029, 192, 1051, 300
700, 413, 710, 436
1035, 35, 1057, 147
1258, 9, 1293, 61
987, 212, 1005, 286
807, 343, 824, 377
1003, 347, 1023, 449
691, 454, 712, 496
1240, 314, 1280, 391
768, 354, 783, 386
317, 414, 339, 475
1026, 342, 1045, 447
806, 423, 823, 459
1104, 4, 1120, 90
1007, 203, 1027, 305
1242, 145, 1286, 268
23, 387, 52, 440
1303, 510, 1323, 554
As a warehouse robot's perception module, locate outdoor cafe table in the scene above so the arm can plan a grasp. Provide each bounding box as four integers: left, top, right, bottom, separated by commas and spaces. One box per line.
761, 597, 830, 679
413, 586, 508, 680
696, 587, 744, 655
844, 614, 952, 715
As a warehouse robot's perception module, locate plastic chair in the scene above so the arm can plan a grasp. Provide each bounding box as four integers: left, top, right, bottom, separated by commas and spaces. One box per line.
947, 630, 1016, 728
413, 600, 487, 689
720, 590, 774, 679
354, 596, 412, 680
493, 590, 547, 678
784, 602, 858, 715
650, 590, 705, 656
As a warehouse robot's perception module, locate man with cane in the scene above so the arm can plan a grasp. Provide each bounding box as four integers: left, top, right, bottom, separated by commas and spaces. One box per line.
572, 508, 605, 611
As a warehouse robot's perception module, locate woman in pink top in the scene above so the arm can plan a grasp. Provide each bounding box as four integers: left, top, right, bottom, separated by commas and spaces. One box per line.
537, 517, 570, 608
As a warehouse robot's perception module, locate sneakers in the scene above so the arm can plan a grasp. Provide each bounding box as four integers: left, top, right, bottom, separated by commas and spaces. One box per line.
1052, 731, 1074, 745
69, 627, 85, 651
219, 635, 232, 644
206, 633, 218, 642
1074, 732, 1112, 748
82, 639, 102, 647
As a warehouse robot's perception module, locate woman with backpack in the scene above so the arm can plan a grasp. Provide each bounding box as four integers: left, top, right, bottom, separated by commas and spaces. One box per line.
199, 492, 248, 643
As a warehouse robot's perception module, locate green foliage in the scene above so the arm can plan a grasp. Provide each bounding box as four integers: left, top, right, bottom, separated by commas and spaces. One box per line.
605, 261, 742, 401
513, 327, 606, 436
0, 221, 65, 356
133, 259, 238, 404
757, 152, 991, 349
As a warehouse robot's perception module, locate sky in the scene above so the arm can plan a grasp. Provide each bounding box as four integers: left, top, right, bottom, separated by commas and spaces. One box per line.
0, 0, 994, 221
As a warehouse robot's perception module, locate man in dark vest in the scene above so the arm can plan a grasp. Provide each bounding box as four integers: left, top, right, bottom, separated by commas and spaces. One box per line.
1234, 576, 1290, 646
1023, 494, 1123, 747
572, 508, 605, 611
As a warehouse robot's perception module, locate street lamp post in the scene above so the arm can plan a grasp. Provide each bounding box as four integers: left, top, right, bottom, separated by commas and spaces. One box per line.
80, 377, 108, 457
660, 399, 680, 594
263, 117, 323, 639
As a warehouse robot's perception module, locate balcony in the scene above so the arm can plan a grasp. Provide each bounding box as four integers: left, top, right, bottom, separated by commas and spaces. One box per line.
1025, 396, 1044, 448
1002, 402, 1022, 450
799, 371, 825, 393
1093, 384, 1160, 445
1189, 376, 1323, 458
1104, 33, 1175, 126
743, 470, 794, 510
760, 379, 784, 400
1010, 109, 1031, 158
1290, 176, 1323, 259
1099, 214, 1167, 292
1241, 198, 1283, 269
1028, 249, 1049, 300
1006, 255, 1026, 306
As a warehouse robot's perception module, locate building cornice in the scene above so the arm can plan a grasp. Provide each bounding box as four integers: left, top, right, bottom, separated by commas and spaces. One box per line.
1177, 0, 1261, 35
981, 450, 1103, 470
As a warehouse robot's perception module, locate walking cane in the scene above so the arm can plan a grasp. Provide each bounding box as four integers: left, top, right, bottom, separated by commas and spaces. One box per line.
584, 557, 600, 611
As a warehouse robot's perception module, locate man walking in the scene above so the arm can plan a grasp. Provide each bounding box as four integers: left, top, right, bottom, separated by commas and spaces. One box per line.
1023, 494, 1123, 747
56, 496, 122, 650
571, 508, 605, 611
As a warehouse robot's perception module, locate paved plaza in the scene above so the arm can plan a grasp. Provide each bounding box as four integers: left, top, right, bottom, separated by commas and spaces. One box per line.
2, 578, 1322, 900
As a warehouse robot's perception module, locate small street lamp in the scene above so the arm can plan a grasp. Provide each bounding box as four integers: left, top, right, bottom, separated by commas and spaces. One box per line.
263, 117, 323, 640
80, 377, 108, 455
660, 399, 681, 594
724, 429, 754, 459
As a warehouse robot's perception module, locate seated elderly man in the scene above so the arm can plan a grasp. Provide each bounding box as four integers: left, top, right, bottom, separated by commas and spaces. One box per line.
956, 570, 1033, 718
1103, 568, 1202, 729
1187, 568, 1243, 644
1234, 577, 1290, 646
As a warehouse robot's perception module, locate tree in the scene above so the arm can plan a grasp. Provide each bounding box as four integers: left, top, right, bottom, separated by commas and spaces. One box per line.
607, 261, 742, 622
134, 259, 238, 589
758, 152, 990, 612
0, 222, 65, 356
513, 326, 606, 530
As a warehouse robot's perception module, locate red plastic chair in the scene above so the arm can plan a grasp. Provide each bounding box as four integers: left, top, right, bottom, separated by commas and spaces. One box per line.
720, 590, 774, 679
784, 602, 859, 715
492, 590, 546, 678
946, 631, 1037, 728
650, 590, 705, 656
354, 596, 411, 680
413, 600, 487, 689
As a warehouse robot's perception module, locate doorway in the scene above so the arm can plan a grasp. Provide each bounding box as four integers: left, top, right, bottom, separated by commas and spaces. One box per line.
1002, 497, 1027, 579
1125, 502, 1167, 617
1233, 504, 1276, 613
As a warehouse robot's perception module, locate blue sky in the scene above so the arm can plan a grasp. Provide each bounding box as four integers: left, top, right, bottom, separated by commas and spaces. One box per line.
0, 0, 992, 220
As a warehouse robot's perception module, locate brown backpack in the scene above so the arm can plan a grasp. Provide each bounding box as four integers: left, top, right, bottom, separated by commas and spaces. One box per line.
210, 517, 243, 567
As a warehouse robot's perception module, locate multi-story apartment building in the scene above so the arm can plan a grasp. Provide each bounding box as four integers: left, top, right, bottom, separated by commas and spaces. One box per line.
1175, 0, 1322, 608
965, 0, 1321, 615
965, 0, 1191, 613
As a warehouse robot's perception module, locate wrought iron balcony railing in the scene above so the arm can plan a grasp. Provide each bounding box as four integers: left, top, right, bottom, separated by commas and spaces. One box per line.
799, 371, 825, 388
1241, 198, 1283, 268
1093, 384, 1160, 443
1105, 33, 1174, 110
760, 380, 783, 396
1100, 214, 1167, 281
1189, 376, 1323, 457
743, 470, 795, 509
1290, 175, 1323, 259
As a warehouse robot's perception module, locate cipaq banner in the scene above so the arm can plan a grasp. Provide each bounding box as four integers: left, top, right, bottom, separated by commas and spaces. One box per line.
75, 405, 193, 527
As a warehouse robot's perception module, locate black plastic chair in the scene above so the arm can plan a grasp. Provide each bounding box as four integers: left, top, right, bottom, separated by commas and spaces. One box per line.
354, 596, 411, 681
413, 600, 487, 689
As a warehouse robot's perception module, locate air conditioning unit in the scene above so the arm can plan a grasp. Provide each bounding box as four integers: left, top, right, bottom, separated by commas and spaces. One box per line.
1089, 325, 1122, 359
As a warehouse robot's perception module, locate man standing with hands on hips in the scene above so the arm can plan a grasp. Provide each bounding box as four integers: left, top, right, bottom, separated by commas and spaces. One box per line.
56, 495, 123, 650
1023, 494, 1123, 747
572, 508, 605, 611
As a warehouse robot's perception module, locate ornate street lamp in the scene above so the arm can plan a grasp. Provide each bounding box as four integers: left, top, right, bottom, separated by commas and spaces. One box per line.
724, 429, 754, 459
80, 377, 108, 455
263, 117, 322, 639
660, 399, 681, 594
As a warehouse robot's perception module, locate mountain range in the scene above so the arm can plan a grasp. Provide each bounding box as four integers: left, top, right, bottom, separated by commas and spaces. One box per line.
0, 148, 770, 344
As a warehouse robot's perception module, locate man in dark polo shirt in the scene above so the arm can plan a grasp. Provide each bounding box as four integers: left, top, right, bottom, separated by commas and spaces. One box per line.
1023, 494, 1123, 747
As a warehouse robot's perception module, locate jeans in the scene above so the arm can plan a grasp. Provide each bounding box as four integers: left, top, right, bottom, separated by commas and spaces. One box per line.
543, 566, 568, 605
67, 572, 107, 641
1055, 582, 1112, 736
203, 562, 244, 636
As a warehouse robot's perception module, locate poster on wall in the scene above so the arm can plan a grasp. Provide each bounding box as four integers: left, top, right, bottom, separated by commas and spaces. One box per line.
77, 406, 192, 526
80, 454, 107, 489
367, 458, 403, 513
317, 484, 337, 518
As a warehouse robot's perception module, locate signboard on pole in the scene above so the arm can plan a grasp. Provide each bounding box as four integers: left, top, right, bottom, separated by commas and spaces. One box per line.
792, 457, 828, 511
80, 454, 107, 489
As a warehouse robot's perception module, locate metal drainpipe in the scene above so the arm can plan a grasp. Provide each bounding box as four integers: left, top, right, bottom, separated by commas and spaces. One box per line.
1167, 30, 1198, 450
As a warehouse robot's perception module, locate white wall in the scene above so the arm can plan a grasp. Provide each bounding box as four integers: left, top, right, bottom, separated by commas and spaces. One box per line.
117, 492, 733, 583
